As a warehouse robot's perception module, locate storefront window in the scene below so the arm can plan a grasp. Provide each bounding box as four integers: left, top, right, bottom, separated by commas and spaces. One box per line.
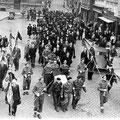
0, 0, 13, 2
21, 0, 28, 3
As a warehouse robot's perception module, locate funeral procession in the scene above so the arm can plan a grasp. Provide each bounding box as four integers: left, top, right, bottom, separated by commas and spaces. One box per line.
1, 0, 120, 119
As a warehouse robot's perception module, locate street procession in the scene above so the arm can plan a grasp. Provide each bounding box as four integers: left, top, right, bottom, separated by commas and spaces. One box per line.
0, 0, 120, 119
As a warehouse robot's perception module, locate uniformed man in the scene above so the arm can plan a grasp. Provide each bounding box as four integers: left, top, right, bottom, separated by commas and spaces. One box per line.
60, 60, 70, 77
106, 66, 117, 92
97, 75, 109, 113
51, 60, 60, 76
72, 76, 86, 109
21, 62, 33, 95
33, 77, 46, 119
52, 77, 62, 112
12, 45, 21, 71
77, 58, 87, 83
42, 60, 53, 94
61, 76, 73, 112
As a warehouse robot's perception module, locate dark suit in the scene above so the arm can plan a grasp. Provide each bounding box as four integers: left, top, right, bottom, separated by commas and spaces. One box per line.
9, 85, 21, 115
12, 47, 21, 71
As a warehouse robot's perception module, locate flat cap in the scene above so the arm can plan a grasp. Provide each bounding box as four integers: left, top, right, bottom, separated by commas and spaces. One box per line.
67, 76, 72, 80
57, 77, 61, 81
77, 76, 81, 79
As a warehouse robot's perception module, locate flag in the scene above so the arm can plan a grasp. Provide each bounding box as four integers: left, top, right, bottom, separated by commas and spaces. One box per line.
9, 33, 13, 52
15, 31, 22, 46
16, 31, 22, 40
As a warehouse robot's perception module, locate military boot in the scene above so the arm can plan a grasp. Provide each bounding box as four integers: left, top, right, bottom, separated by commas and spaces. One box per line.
33, 112, 37, 118
100, 107, 104, 113
37, 114, 42, 119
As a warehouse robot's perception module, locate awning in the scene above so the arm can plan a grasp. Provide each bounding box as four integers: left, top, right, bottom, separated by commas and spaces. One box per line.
93, 8, 102, 14
81, 5, 90, 10
98, 16, 114, 23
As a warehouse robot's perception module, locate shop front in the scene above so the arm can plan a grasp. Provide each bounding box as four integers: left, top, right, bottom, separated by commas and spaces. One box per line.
81, 5, 90, 25
98, 10, 116, 33
93, 4, 104, 22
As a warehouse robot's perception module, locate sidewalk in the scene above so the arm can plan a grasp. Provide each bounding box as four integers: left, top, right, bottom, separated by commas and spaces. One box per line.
0, 11, 9, 21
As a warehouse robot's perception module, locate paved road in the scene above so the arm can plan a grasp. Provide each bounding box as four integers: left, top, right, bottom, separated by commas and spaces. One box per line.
0, 0, 120, 119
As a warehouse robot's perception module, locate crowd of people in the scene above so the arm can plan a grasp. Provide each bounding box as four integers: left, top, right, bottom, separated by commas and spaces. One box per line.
0, 4, 119, 119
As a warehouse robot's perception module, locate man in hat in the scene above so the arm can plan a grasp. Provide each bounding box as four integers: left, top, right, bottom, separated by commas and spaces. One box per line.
97, 74, 109, 113
60, 76, 73, 112
21, 62, 33, 95
29, 43, 37, 68
81, 47, 89, 65
77, 58, 87, 83
24, 40, 31, 62
72, 76, 86, 109
12, 45, 21, 71
33, 77, 46, 119
52, 77, 62, 112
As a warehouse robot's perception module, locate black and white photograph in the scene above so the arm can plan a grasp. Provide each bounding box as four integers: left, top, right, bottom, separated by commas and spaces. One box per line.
0, 0, 120, 119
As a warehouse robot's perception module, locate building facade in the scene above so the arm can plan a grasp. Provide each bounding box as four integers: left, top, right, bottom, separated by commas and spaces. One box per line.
93, 0, 118, 33
0, 0, 45, 10
80, 0, 95, 24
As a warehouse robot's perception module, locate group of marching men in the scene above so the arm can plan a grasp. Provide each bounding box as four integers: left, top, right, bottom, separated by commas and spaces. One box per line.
0, 9, 119, 119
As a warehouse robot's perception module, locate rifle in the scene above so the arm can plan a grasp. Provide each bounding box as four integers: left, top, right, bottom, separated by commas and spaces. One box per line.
34, 79, 54, 102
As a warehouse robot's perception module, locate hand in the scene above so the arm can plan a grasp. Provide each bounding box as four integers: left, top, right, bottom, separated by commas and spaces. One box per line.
61, 95, 63, 98
36, 93, 40, 97
43, 88, 46, 91
79, 71, 82, 73
24, 74, 27, 78
73, 56, 76, 58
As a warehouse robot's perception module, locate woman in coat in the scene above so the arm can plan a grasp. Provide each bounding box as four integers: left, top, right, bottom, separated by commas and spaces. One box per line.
6, 79, 21, 116
11, 79, 21, 116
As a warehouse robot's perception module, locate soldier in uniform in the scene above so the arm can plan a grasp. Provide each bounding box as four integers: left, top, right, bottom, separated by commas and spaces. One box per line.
72, 76, 86, 109
33, 77, 46, 119
42, 60, 53, 94
60, 60, 70, 77
52, 77, 62, 112
12, 45, 21, 71
106, 66, 117, 92
77, 58, 87, 83
97, 75, 110, 113
21, 62, 33, 95
51, 60, 60, 76
61, 76, 73, 112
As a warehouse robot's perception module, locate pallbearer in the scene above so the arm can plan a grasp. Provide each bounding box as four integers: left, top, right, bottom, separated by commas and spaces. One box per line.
33, 77, 46, 119
22, 62, 33, 95
72, 76, 86, 109
97, 75, 110, 113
